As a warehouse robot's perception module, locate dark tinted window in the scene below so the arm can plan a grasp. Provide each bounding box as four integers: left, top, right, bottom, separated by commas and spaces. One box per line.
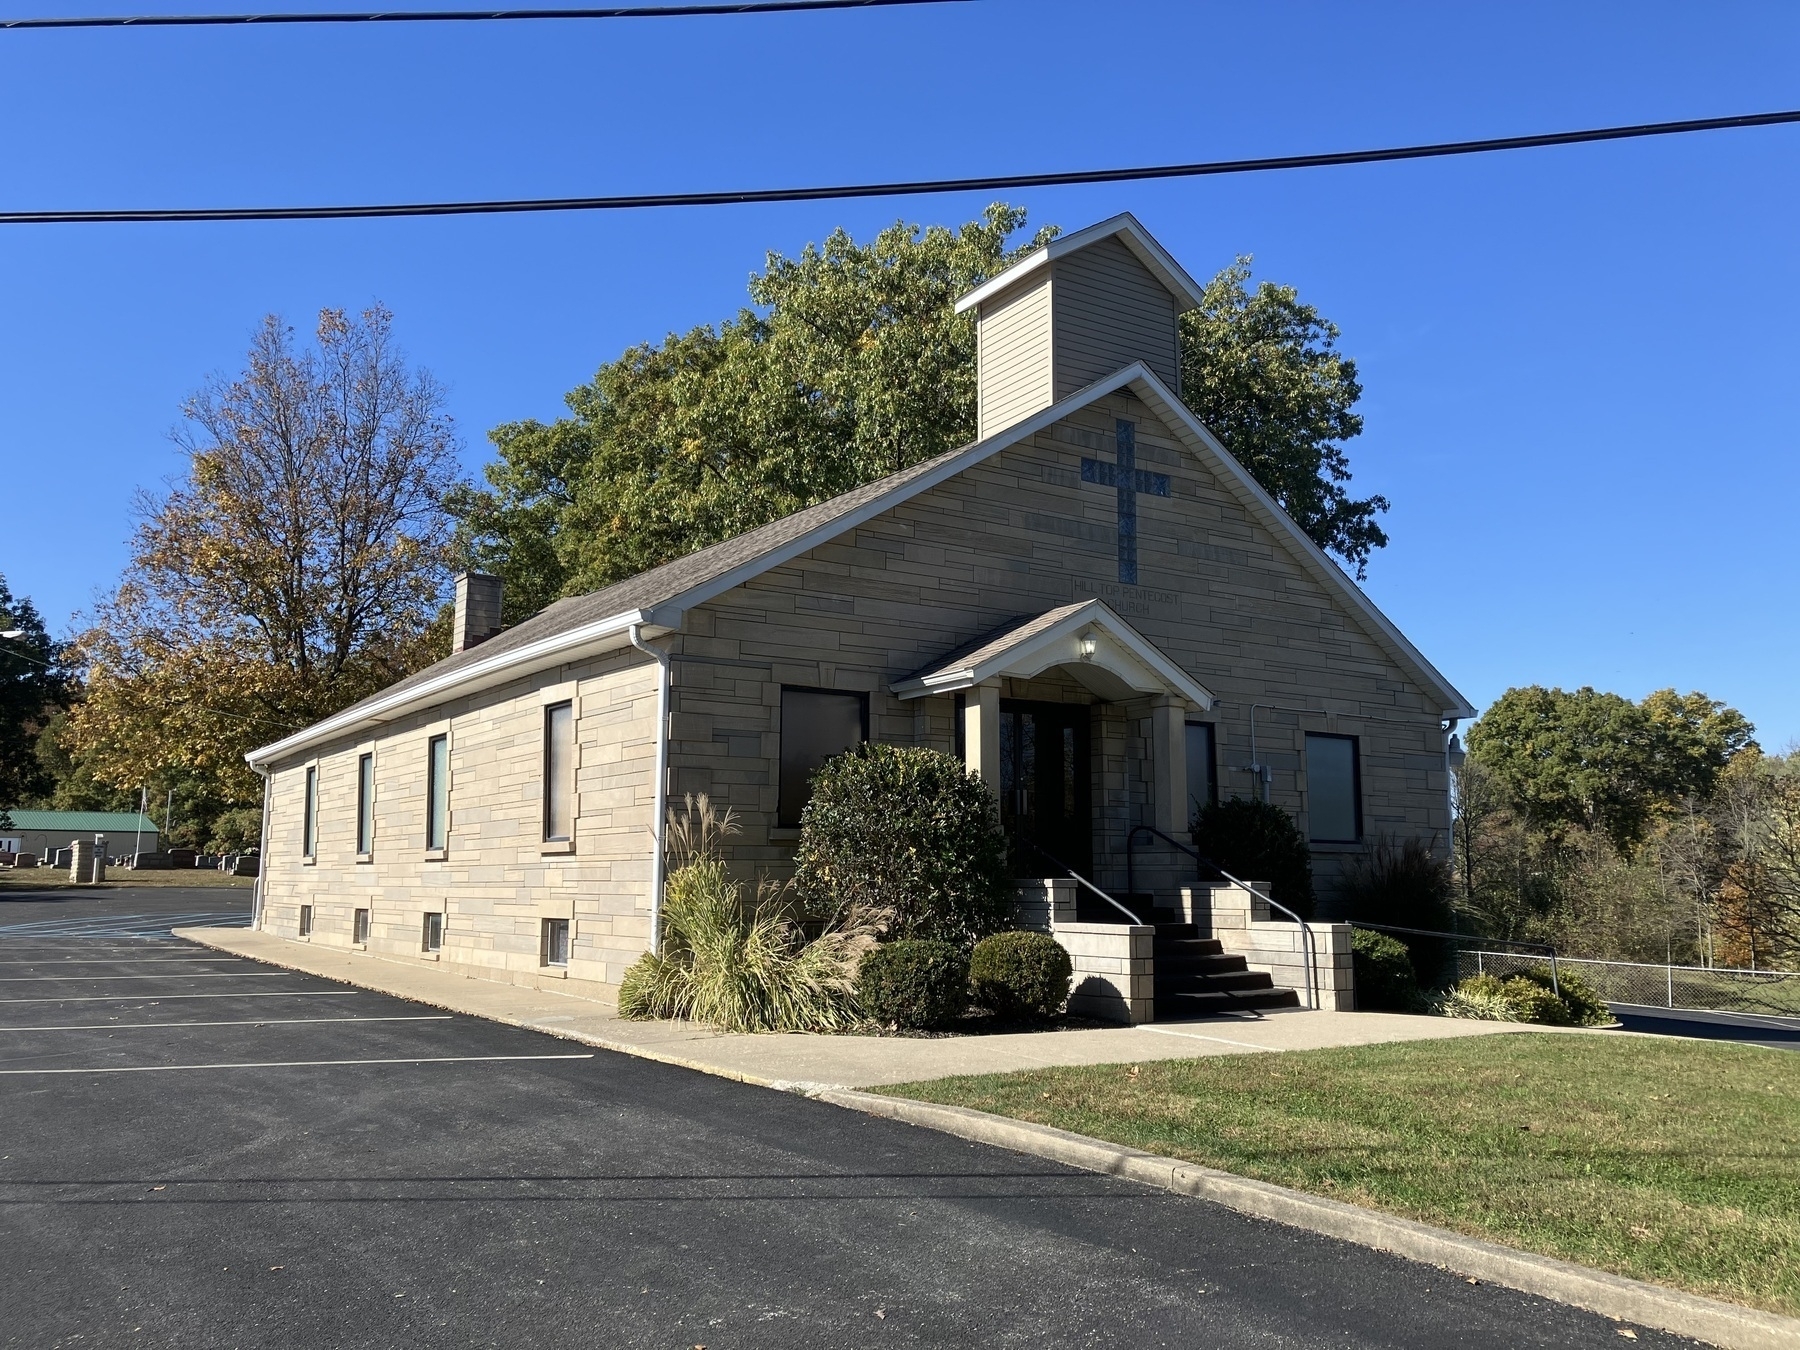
1305, 733, 1362, 842
779, 688, 867, 827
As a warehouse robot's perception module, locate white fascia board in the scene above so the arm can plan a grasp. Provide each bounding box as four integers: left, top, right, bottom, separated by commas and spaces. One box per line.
1123, 371, 1478, 721
954, 212, 1209, 315
244, 608, 662, 769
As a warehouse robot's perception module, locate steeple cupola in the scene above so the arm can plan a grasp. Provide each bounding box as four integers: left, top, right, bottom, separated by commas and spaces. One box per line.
955, 213, 1207, 439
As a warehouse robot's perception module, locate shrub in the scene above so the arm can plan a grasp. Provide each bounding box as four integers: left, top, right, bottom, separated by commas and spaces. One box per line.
618, 796, 880, 1032
794, 744, 1012, 944
1351, 927, 1418, 1011
969, 931, 1072, 1020
1336, 835, 1455, 984
1191, 797, 1315, 918
1513, 964, 1612, 1027
1435, 967, 1609, 1026
857, 939, 970, 1030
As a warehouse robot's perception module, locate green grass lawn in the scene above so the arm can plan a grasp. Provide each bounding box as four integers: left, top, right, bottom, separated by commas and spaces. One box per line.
0, 868, 253, 890
880, 1033, 1800, 1316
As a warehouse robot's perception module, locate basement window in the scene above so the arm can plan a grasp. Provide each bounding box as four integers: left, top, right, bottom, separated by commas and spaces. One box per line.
542, 917, 570, 968
298, 904, 313, 938
422, 911, 444, 953
352, 907, 370, 945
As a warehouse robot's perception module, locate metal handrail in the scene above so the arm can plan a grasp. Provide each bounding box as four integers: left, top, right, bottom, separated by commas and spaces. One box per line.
1127, 825, 1318, 1011
1349, 921, 1560, 996
1018, 839, 1146, 926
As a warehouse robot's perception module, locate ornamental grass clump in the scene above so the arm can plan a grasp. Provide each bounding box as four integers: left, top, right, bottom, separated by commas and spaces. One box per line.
617, 795, 884, 1033
969, 931, 1072, 1021
794, 744, 1012, 945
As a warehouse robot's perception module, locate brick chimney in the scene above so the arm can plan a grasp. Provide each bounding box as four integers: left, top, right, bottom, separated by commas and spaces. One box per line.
452, 573, 503, 653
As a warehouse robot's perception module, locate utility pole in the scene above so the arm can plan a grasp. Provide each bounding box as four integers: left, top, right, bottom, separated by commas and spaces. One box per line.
133, 787, 146, 861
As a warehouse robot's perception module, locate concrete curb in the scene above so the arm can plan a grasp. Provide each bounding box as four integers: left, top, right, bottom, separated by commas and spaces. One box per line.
808, 1088, 1800, 1350
175, 927, 1798, 1348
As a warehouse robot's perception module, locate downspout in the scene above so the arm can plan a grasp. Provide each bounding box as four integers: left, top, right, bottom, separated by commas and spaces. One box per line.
250, 764, 272, 930
628, 623, 671, 956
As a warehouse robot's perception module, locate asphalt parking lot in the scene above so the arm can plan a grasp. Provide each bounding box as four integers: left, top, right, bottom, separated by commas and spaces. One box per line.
0, 887, 1693, 1348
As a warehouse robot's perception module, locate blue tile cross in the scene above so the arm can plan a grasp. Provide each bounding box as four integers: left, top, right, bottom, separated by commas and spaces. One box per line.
1081, 419, 1169, 585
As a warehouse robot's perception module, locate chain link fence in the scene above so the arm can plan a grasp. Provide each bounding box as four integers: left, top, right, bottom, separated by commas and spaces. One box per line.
1458, 950, 1800, 1018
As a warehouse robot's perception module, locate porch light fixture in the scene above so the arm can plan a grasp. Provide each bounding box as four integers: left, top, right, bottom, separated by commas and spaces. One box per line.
1077, 632, 1098, 661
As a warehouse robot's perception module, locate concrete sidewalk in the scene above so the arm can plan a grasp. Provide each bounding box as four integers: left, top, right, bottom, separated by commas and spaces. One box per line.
175, 925, 1523, 1089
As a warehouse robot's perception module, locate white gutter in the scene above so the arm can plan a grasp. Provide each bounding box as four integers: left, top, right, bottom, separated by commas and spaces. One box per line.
250, 766, 271, 930
628, 623, 672, 956
245, 608, 659, 769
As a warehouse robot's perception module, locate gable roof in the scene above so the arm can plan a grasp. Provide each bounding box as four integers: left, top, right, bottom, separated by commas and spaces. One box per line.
892, 600, 1216, 709
248, 361, 1471, 767
953, 212, 1209, 316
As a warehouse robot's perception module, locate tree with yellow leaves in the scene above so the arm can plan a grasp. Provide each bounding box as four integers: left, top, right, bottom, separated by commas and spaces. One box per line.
64, 306, 464, 850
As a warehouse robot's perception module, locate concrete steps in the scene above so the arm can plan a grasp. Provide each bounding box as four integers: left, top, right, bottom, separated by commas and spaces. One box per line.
1152, 922, 1300, 1018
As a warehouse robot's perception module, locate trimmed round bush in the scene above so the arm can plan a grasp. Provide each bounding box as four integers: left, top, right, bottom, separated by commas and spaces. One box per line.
795, 744, 1012, 944
1351, 927, 1418, 1011
858, 940, 970, 1030
970, 931, 1072, 1021
1191, 797, 1315, 918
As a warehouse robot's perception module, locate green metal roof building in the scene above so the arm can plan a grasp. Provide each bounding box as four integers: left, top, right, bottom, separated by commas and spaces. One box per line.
1, 810, 160, 858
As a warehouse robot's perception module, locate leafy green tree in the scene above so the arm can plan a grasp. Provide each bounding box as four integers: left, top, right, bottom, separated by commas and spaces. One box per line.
454, 205, 1054, 615
1467, 685, 1757, 855
456, 207, 1393, 613
0, 574, 68, 812
1179, 260, 1387, 577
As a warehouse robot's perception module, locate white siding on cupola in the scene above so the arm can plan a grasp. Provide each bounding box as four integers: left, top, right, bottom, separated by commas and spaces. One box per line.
975, 271, 1053, 439
1050, 235, 1181, 400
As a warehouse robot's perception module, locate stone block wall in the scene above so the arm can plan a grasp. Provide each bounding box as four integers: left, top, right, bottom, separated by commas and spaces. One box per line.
259, 644, 661, 997
1184, 882, 1354, 1011
1051, 920, 1156, 1024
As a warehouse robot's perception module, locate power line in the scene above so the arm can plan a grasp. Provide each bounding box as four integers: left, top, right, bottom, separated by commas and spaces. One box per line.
0, 0, 960, 28
5, 108, 1797, 226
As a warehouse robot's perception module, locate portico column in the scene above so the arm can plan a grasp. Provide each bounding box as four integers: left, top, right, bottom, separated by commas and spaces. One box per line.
962, 679, 1003, 792
1151, 694, 1188, 837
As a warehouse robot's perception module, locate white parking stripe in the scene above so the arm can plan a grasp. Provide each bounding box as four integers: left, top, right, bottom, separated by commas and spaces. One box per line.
0, 1016, 455, 1032
0, 973, 294, 982
0, 1054, 595, 1075
0, 991, 359, 1004
0, 958, 252, 965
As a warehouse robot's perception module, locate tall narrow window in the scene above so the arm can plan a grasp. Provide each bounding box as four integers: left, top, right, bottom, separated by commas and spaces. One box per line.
352, 907, 370, 944
355, 753, 374, 856
1184, 722, 1217, 822
426, 734, 449, 850
301, 766, 317, 859
298, 904, 313, 937
1305, 733, 1362, 843
422, 911, 444, 952
543, 702, 573, 843
778, 688, 868, 827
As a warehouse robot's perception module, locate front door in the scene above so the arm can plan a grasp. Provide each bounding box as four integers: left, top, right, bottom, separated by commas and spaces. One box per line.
999, 700, 1093, 878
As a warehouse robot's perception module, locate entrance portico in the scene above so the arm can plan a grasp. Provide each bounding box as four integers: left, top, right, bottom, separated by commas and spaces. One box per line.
893, 599, 1212, 907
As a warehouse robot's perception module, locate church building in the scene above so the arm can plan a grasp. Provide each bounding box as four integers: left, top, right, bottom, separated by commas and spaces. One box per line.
248, 213, 1473, 1006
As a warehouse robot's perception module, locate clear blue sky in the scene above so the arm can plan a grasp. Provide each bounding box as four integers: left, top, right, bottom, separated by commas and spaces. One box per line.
1, 0, 1795, 745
